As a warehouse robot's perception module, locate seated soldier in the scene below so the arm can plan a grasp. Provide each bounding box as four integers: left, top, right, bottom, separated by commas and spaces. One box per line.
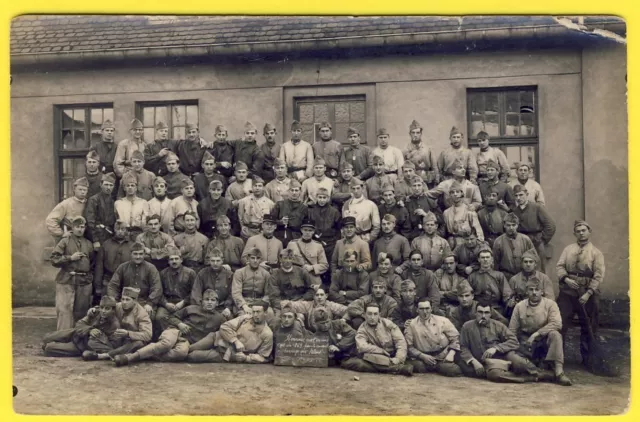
305, 187, 341, 273
377, 185, 412, 239
448, 280, 508, 331
342, 177, 380, 244
241, 214, 283, 270
194, 151, 227, 201
329, 249, 370, 305
270, 249, 316, 314
136, 214, 176, 271
505, 249, 555, 318
405, 298, 463, 377
390, 280, 420, 330
492, 213, 537, 280
173, 211, 208, 273
107, 242, 163, 319
313, 307, 356, 367
477, 187, 508, 248
42, 296, 119, 358
369, 252, 403, 302
442, 180, 484, 250
459, 300, 542, 383
237, 176, 275, 241
205, 215, 245, 272
232, 247, 275, 318
468, 246, 511, 315
286, 218, 329, 288
187, 301, 274, 364
331, 216, 372, 279
453, 227, 488, 277
168, 179, 201, 234
509, 280, 571, 386
341, 304, 414, 376
344, 278, 399, 329
156, 246, 197, 331
83, 287, 153, 361
114, 289, 226, 366
372, 214, 411, 269
117, 151, 155, 200
270, 302, 310, 353
198, 180, 234, 239
190, 248, 234, 319
284, 288, 347, 332
404, 175, 443, 242
400, 211, 451, 272
434, 253, 467, 314
398, 250, 442, 315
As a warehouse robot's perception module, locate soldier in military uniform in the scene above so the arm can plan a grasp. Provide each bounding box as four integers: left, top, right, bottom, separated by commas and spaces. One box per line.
312, 121, 342, 180
403, 120, 439, 188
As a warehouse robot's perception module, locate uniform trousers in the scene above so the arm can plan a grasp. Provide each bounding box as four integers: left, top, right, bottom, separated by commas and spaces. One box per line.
56, 283, 93, 331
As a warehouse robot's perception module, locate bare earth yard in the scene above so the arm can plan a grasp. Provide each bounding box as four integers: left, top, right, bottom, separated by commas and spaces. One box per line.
12, 307, 630, 416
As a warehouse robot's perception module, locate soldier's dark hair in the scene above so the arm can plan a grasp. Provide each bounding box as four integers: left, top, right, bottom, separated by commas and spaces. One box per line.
476, 298, 493, 309
416, 297, 432, 307
251, 300, 270, 311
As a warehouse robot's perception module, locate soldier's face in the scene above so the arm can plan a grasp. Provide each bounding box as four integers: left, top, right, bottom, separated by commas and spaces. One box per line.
156, 128, 169, 140
319, 127, 332, 140
262, 221, 276, 236
187, 129, 199, 141
280, 255, 294, 269
476, 306, 492, 325
168, 255, 182, 269
314, 289, 327, 304
351, 185, 363, 198
132, 128, 143, 139
343, 224, 356, 238
486, 167, 498, 180
274, 164, 287, 178
404, 168, 415, 180
517, 165, 530, 180
382, 191, 396, 205
235, 169, 248, 181
458, 291, 474, 307
281, 312, 295, 328
147, 219, 161, 233
265, 129, 277, 142
381, 219, 395, 234
372, 284, 386, 299
450, 133, 463, 147
154, 183, 167, 197
417, 301, 432, 320
453, 166, 466, 178
217, 221, 230, 236
102, 127, 115, 141
121, 296, 136, 311
71, 223, 86, 237
443, 257, 456, 273
215, 132, 228, 142
101, 181, 114, 195
209, 186, 223, 199
377, 135, 389, 148
373, 162, 385, 174
289, 186, 301, 201
209, 256, 223, 270
301, 227, 315, 240
131, 158, 144, 171
515, 191, 528, 206
522, 257, 537, 273
249, 255, 262, 269
378, 258, 392, 273
252, 182, 264, 196
313, 165, 326, 177
349, 134, 360, 146
123, 182, 138, 198
527, 285, 542, 303
203, 160, 216, 173
184, 215, 197, 231
478, 252, 493, 269
485, 192, 498, 206
182, 185, 195, 198
478, 138, 489, 149
251, 306, 266, 324
99, 305, 115, 319
245, 130, 257, 141
451, 189, 464, 201
410, 254, 423, 269
344, 256, 357, 270
202, 295, 218, 312
291, 129, 302, 141
574, 225, 591, 242
316, 193, 329, 206
166, 160, 179, 173
114, 226, 128, 239
316, 319, 330, 332
74, 185, 89, 200
131, 250, 145, 264
401, 287, 416, 303
465, 235, 477, 248
365, 307, 380, 326
341, 168, 353, 180
410, 128, 422, 142
424, 221, 437, 235
411, 181, 424, 195
86, 158, 100, 173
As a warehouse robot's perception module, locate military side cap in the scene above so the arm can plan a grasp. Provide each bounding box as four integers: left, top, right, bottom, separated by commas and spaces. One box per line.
263, 123, 276, 134
164, 152, 179, 163
314, 158, 326, 167
340, 162, 354, 171
186, 122, 198, 131
181, 178, 195, 188
456, 280, 473, 295
131, 150, 145, 161
318, 121, 332, 130
101, 119, 115, 130
574, 220, 591, 231
376, 128, 389, 137
86, 150, 100, 161
101, 173, 116, 184
155, 121, 168, 130
235, 161, 248, 171
349, 177, 364, 187
201, 151, 215, 164
244, 121, 257, 132
313, 307, 330, 323
409, 120, 422, 131
347, 127, 360, 136
74, 177, 90, 188
153, 176, 167, 187
400, 280, 416, 291
402, 161, 416, 170
450, 126, 462, 136
130, 118, 144, 130
289, 179, 302, 189
485, 160, 500, 170
122, 287, 141, 299
522, 248, 539, 262
273, 157, 286, 167
215, 125, 227, 134
100, 296, 117, 307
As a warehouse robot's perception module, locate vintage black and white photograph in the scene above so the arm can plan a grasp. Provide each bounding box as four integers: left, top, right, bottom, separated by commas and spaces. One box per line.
10, 15, 629, 415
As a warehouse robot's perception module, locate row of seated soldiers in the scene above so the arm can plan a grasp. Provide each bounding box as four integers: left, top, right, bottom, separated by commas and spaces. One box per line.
42, 215, 606, 386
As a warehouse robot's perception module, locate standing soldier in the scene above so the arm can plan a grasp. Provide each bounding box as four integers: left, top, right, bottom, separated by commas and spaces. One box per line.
237, 176, 275, 241
190, 248, 234, 318
510, 163, 546, 206
46, 177, 90, 244
117, 150, 155, 201
332, 162, 360, 210
279, 120, 314, 181
478, 161, 515, 212
312, 122, 342, 180
372, 128, 404, 183
198, 180, 234, 239
365, 156, 395, 204
475, 131, 510, 183
492, 213, 537, 280
168, 179, 200, 233
204, 216, 245, 272
230, 122, 262, 178
342, 177, 380, 245
264, 158, 292, 203
94, 221, 133, 303
399, 212, 451, 272
393, 161, 420, 202
225, 162, 253, 207
331, 217, 372, 277
259, 123, 281, 183
404, 120, 438, 188
271, 179, 307, 246
174, 123, 212, 178
437, 126, 478, 184
90, 119, 117, 175
193, 151, 227, 202
306, 187, 342, 267
477, 188, 509, 247
136, 214, 176, 271
339, 127, 373, 180
301, 158, 335, 205
405, 175, 442, 242
173, 212, 208, 273
143, 121, 174, 176
556, 220, 605, 371
155, 246, 198, 330
113, 118, 146, 178
162, 153, 192, 200
147, 177, 174, 235
286, 219, 330, 288
442, 181, 484, 249
50, 216, 95, 330
512, 184, 556, 272
372, 214, 411, 269
84, 150, 104, 198
84, 173, 117, 251
211, 125, 235, 180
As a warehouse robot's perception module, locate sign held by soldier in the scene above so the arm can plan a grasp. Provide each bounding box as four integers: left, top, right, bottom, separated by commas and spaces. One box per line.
274, 333, 329, 368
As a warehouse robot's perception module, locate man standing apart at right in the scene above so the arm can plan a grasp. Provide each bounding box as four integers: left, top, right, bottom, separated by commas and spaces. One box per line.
556, 220, 605, 371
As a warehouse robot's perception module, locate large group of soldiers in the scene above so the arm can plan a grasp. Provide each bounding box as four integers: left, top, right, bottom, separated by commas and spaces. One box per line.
41, 117, 605, 387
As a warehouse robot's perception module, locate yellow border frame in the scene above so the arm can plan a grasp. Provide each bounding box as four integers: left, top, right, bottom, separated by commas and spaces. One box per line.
3, 1, 636, 421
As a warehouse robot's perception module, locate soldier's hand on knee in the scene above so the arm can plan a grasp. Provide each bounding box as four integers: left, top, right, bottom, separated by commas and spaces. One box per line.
471, 359, 485, 376
420, 354, 437, 366
222, 308, 232, 318
178, 323, 191, 336
89, 329, 102, 338
234, 340, 245, 352
482, 347, 497, 360
144, 304, 153, 315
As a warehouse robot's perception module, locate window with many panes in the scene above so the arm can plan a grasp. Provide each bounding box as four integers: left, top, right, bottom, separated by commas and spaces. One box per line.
467, 87, 539, 181
135, 101, 199, 142
55, 104, 114, 201
294, 96, 367, 145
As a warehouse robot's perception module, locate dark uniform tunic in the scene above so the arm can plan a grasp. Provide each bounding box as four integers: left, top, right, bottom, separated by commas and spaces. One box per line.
84, 191, 116, 244
144, 139, 175, 176
271, 199, 308, 247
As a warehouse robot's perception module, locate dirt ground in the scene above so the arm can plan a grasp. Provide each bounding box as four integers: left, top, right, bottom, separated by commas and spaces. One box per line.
12, 309, 631, 416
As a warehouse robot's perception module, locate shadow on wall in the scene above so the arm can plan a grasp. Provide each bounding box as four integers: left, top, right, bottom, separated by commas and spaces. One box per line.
12, 237, 56, 307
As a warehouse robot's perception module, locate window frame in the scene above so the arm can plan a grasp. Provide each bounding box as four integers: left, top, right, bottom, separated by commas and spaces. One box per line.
293, 94, 367, 144
134, 100, 199, 141
466, 86, 540, 181
53, 102, 114, 202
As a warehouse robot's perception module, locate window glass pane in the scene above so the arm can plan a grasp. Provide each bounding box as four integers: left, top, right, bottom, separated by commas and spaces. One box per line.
505, 91, 520, 113
299, 104, 314, 124
173, 105, 186, 126
103, 108, 114, 123
334, 103, 349, 123
484, 93, 499, 114
143, 107, 155, 127
335, 123, 349, 144
90, 108, 104, 146
74, 130, 88, 149
62, 109, 74, 129
186, 105, 198, 125
349, 102, 365, 122
144, 128, 155, 143
73, 109, 85, 129
505, 113, 520, 136
483, 113, 500, 137
520, 91, 535, 112
156, 106, 169, 128
173, 126, 185, 140
520, 113, 536, 136
61, 158, 85, 200
314, 103, 329, 123
61, 130, 73, 150
300, 124, 314, 143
